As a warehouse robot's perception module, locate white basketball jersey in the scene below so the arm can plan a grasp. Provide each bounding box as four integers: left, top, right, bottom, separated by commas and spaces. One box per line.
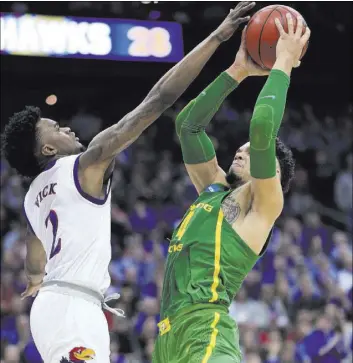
23, 155, 112, 294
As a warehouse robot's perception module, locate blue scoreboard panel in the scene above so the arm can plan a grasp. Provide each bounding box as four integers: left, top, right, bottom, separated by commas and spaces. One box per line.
0, 13, 184, 63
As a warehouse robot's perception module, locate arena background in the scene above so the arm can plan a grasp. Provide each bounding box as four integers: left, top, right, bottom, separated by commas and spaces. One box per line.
0, 1, 352, 362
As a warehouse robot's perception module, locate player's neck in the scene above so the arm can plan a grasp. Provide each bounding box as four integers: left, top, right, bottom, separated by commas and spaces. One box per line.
39, 156, 59, 172
225, 172, 247, 190
230, 180, 250, 192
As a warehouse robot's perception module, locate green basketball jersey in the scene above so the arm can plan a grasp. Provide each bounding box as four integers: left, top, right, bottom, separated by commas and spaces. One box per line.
160, 184, 264, 320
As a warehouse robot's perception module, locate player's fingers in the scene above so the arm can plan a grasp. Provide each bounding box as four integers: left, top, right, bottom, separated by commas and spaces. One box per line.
286, 13, 294, 36
274, 18, 285, 36
234, 16, 250, 26
295, 17, 304, 38
235, 1, 256, 16
21, 290, 30, 300
300, 26, 311, 45
234, 1, 252, 11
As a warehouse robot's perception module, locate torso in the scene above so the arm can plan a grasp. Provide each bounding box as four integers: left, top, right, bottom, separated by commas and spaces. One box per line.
23, 155, 113, 295
159, 184, 273, 319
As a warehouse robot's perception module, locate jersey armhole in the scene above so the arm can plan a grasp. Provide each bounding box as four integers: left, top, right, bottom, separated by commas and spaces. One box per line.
258, 228, 273, 257
73, 154, 113, 205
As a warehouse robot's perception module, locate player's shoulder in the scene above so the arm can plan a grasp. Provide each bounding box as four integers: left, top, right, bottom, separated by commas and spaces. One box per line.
40, 154, 81, 174
55, 154, 81, 168
28, 154, 81, 190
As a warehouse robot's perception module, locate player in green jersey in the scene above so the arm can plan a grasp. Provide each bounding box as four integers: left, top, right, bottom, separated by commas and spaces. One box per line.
152, 14, 311, 363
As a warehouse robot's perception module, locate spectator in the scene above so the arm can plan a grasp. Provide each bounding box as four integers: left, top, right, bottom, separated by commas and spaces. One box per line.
334, 153, 353, 212
295, 311, 349, 362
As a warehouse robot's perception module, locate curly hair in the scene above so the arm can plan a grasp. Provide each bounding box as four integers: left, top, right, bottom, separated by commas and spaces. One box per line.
2, 106, 42, 178
275, 137, 295, 194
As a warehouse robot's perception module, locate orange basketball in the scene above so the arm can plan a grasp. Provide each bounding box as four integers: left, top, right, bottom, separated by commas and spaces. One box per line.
245, 5, 309, 70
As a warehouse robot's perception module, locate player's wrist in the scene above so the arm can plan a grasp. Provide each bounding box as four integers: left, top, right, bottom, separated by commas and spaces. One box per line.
273, 53, 294, 76
210, 31, 224, 45
28, 276, 43, 286
225, 66, 247, 83
26, 270, 44, 285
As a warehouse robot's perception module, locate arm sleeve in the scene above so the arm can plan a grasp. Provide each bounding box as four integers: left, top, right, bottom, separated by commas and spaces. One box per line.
175, 72, 238, 164
249, 69, 290, 179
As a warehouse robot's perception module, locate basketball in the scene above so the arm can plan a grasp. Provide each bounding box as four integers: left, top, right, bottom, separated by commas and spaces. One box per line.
245, 5, 309, 70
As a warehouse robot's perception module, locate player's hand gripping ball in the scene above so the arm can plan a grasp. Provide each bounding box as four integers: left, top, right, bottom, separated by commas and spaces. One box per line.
245, 5, 309, 69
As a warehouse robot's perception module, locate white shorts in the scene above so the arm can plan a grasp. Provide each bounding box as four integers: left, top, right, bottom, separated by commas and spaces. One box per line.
30, 290, 110, 363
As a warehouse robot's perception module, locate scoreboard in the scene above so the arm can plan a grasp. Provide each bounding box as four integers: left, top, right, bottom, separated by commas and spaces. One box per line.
0, 13, 184, 63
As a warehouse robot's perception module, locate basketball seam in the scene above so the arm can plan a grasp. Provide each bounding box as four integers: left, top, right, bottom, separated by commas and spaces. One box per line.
258, 6, 281, 69
276, 9, 285, 26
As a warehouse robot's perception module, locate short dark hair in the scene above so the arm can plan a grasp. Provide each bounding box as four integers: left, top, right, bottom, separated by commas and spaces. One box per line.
2, 106, 42, 178
276, 137, 295, 194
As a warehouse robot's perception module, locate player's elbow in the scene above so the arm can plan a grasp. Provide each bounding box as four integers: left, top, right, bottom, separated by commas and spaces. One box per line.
250, 105, 275, 150
175, 100, 196, 137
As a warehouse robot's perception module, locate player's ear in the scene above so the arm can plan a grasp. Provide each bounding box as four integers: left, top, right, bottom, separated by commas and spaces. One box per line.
41, 144, 57, 156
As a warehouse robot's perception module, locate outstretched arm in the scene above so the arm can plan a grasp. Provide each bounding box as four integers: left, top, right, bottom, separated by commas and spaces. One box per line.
176, 27, 269, 194
78, 2, 255, 196
249, 14, 311, 221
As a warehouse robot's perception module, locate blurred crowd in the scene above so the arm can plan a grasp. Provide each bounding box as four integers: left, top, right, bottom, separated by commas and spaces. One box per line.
1, 94, 352, 363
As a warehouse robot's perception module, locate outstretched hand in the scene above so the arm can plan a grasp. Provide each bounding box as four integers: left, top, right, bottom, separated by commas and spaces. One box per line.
275, 13, 311, 68
231, 27, 270, 78
213, 2, 256, 43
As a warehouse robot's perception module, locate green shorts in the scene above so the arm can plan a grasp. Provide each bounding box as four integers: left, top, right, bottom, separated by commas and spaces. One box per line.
152, 304, 242, 363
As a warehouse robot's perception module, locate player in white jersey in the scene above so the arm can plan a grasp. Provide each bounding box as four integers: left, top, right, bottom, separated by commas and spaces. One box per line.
1, 3, 255, 362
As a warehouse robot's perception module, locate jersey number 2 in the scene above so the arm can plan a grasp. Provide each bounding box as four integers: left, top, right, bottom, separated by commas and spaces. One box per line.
45, 210, 62, 259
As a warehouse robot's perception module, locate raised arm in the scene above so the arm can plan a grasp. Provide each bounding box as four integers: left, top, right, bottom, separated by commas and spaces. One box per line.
78, 2, 256, 191
175, 72, 237, 194
249, 14, 311, 221
176, 28, 269, 194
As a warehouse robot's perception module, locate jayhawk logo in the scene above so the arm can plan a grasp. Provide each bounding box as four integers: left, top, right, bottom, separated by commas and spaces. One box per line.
60, 346, 96, 363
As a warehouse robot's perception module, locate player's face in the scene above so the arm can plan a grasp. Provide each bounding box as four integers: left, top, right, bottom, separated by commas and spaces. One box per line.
38, 118, 84, 157
227, 142, 252, 183
227, 141, 281, 186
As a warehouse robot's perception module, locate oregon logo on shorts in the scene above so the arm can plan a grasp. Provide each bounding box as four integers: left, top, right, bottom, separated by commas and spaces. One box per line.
60, 346, 96, 363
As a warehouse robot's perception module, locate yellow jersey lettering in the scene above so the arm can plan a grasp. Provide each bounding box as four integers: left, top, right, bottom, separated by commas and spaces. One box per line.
176, 210, 194, 240
168, 244, 183, 254
158, 317, 171, 336
175, 203, 213, 241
